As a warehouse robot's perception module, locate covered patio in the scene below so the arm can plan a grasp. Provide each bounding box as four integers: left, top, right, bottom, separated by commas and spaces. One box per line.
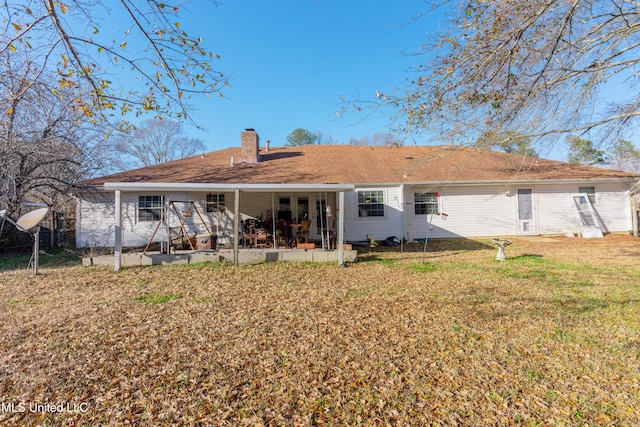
104, 182, 355, 270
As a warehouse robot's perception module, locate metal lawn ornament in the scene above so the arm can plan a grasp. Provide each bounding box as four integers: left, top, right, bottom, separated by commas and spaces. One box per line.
422, 192, 439, 263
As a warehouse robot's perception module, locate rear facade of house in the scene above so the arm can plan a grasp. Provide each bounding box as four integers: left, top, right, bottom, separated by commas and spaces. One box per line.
76, 130, 638, 248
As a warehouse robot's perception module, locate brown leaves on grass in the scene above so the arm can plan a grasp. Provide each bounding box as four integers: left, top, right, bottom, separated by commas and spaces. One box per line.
1, 235, 639, 425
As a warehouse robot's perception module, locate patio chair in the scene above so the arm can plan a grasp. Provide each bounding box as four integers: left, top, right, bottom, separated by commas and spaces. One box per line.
241, 219, 257, 248
295, 219, 311, 243
255, 228, 270, 248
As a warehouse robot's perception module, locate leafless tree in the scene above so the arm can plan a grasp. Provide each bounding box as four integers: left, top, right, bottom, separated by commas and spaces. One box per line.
113, 118, 206, 169
607, 139, 640, 172
315, 131, 337, 145
347, 133, 403, 146
356, 0, 640, 152
0, 53, 112, 217
372, 132, 403, 147
477, 130, 538, 157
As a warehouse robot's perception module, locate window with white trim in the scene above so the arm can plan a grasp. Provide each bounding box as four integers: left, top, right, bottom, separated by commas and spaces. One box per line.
414, 192, 440, 215
138, 195, 164, 222
358, 190, 384, 217
579, 186, 596, 204
206, 193, 225, 213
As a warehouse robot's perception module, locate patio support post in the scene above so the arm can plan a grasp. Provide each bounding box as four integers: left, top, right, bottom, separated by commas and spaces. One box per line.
400, 184, 405, 257
272, 193, 277, 248
338, 191, 345, 266
33, 230, 39, 276
114, 190, 122, 271
632, 191, 639, 237
233, 188, 240, 266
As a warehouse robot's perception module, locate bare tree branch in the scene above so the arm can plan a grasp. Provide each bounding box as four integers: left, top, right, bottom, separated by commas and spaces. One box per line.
1, 1, 227, 125
352, 0, 640, 151
0, 52, 114, 215
113, 117, 206, 169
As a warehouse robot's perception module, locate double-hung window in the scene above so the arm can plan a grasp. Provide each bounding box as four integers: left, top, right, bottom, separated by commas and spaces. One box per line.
414, 192, 439, 215
358, 190, 384, 217
138, 195, 164, 222
206, 193, 225, 213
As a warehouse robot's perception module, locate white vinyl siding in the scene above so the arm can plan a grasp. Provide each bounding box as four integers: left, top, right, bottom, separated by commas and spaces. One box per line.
344, 187, 402, 242
76, 192, 236, 248
405, 185, 515, 240
76, 180, 633, 248
537, 183, 631, 235
76, 194, 116, 248
238, 192, 272, 220
403, 182, 631, 240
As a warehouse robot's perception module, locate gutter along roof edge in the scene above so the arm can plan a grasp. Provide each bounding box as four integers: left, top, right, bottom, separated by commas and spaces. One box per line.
103, 182, 355, 192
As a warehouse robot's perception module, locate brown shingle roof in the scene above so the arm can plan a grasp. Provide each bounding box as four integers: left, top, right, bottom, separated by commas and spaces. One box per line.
88, 145, 637, 186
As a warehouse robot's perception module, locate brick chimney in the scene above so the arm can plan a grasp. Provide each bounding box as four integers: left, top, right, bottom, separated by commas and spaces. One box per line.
240, 128, 260, 163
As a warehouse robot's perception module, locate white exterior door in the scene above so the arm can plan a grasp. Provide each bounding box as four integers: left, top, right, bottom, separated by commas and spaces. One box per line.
516, 188, 536, 234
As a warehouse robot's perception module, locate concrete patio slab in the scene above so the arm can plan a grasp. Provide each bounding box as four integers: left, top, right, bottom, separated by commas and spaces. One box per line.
84, 248, 357, 267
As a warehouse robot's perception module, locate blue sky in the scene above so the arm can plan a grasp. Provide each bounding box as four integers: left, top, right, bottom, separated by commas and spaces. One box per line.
176, 1, 440, 151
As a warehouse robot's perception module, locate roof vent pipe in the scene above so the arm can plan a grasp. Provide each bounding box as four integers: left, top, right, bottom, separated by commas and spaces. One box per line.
230, 156, 234, 167
265, 139, 270, 152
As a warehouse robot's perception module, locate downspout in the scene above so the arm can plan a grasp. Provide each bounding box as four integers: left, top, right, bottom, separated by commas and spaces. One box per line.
76, 198, 81, 248
272, 193, 277, 248
632, 190, 639, 237
400, 184, 405, 261
338, 191, 345, 266
233, 189, 240, 266
114, 190, 122, 271
50, 208, 55, 248
163, 193, 169, 254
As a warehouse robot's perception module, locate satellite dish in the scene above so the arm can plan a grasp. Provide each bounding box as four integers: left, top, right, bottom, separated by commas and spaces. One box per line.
15, 207, 49, 232
16, 207, 49, 276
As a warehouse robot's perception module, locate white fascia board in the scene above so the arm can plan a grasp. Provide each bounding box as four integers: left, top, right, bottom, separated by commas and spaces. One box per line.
357, 177, 639, 188
103, 182, 355, 193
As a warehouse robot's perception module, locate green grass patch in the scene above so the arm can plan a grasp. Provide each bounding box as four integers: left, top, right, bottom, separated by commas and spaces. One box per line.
1, 298, 43, 313
133, 292, 183, 305
407, 262, 440, 273
498, 256, 563, 281
0, 247, 81, 271
345, 289, 368, 299
501, 268, 555, 281
7, 298, 42, 307
0, 253, 32, 270
173, 261, 221, 268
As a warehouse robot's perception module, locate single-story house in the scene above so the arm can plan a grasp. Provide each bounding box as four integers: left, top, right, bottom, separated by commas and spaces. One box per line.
77, 129, 638, 266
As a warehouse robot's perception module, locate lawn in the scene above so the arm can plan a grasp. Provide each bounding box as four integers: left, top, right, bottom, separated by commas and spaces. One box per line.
1, 235, 639, 426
